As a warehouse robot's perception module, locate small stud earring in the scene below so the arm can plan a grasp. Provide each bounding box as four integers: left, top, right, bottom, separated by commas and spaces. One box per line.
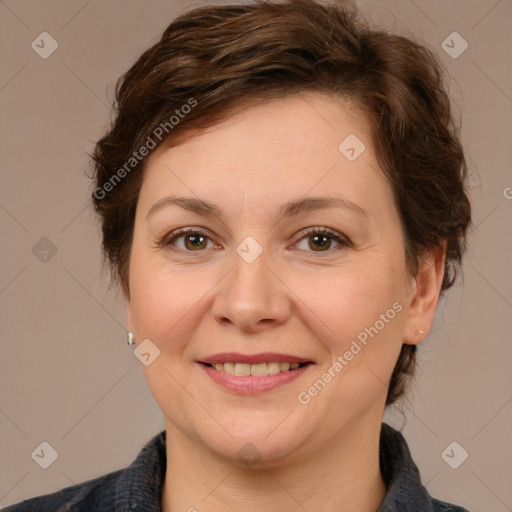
127, 332, 135, 346
415, 329, 425, 335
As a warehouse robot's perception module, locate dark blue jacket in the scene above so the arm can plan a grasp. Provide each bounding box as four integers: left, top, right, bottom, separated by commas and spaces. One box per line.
3, 423, 470, 511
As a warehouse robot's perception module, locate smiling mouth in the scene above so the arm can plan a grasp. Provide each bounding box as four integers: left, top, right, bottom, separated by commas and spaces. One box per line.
200, 361, 312, 377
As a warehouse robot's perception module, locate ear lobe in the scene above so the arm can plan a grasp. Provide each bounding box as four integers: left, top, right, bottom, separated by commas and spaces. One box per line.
402, 242, 446, 345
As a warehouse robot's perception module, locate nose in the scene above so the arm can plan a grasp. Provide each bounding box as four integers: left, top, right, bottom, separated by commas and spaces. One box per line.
212, 246, 291, 333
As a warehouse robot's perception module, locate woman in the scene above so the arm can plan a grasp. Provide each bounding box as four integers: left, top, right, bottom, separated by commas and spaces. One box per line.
5, 0, 472, 510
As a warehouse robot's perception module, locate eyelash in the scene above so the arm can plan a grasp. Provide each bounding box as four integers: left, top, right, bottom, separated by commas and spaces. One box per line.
160, 226, 351, 256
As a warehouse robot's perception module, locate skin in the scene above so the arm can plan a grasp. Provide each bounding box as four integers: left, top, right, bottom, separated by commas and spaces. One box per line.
125, 92, 445, 512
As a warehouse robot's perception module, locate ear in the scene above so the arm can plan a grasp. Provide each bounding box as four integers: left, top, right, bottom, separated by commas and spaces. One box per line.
402, 241, 446, 345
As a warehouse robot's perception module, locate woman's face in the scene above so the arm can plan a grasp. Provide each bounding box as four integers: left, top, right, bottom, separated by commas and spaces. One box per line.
126, 92, 438, 466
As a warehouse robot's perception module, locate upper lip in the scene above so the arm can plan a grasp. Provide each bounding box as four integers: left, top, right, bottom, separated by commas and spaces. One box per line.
198, 352, 314, 365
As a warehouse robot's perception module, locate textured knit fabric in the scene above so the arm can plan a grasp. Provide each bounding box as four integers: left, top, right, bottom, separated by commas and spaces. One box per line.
3, 423, 470, 511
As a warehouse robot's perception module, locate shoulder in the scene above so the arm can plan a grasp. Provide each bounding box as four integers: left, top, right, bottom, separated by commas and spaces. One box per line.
2, 430, 167, 512
378, 423, 472, 512
1, 468, 124, 511
431, 498, 471, 512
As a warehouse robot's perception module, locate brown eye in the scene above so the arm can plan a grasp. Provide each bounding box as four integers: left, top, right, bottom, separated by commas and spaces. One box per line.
294, 227, 350, 253
308, 233, 333, 251
165, 228, 213, 251
182, 232, 208, 250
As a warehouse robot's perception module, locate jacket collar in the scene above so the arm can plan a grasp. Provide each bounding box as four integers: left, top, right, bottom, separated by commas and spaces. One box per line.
113, 423, 435, 511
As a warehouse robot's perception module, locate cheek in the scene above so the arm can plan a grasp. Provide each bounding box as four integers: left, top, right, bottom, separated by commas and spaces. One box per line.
129, 254, 177, 334
306, 260, 405, 341
128, 255, 216, 353
297, 269, 406, 407
298, 263, 408, 408
128, 258, 210, 421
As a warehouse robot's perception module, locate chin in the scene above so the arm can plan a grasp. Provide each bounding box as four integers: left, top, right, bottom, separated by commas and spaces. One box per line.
208, 430, 309, 469
184, 407, 314, 468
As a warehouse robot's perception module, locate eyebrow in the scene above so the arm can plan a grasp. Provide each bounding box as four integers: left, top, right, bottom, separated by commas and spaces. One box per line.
146, 195, 369, 222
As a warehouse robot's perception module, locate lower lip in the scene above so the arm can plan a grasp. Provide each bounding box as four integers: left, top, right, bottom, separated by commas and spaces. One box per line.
198, 363, 312, 394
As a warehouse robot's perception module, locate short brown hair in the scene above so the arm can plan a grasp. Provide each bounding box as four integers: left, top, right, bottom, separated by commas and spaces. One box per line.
90, 0, 471, 405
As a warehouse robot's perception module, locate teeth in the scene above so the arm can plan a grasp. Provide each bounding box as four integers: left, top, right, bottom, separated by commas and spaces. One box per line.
250, 363, 268, 377
267, 362, 280, 375
234, 363, 251, 376
224, 362, 235, 375
208, 361, 306, 376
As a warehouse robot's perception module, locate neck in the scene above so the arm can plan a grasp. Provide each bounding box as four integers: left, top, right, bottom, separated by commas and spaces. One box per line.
161, 417, 387, 512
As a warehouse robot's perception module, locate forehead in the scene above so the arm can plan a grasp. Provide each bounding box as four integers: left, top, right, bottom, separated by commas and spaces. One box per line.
139, 92, 391, 216
159, 92, 371, 156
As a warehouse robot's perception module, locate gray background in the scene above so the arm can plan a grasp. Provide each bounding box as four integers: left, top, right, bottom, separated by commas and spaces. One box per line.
1, 0, 511, 510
